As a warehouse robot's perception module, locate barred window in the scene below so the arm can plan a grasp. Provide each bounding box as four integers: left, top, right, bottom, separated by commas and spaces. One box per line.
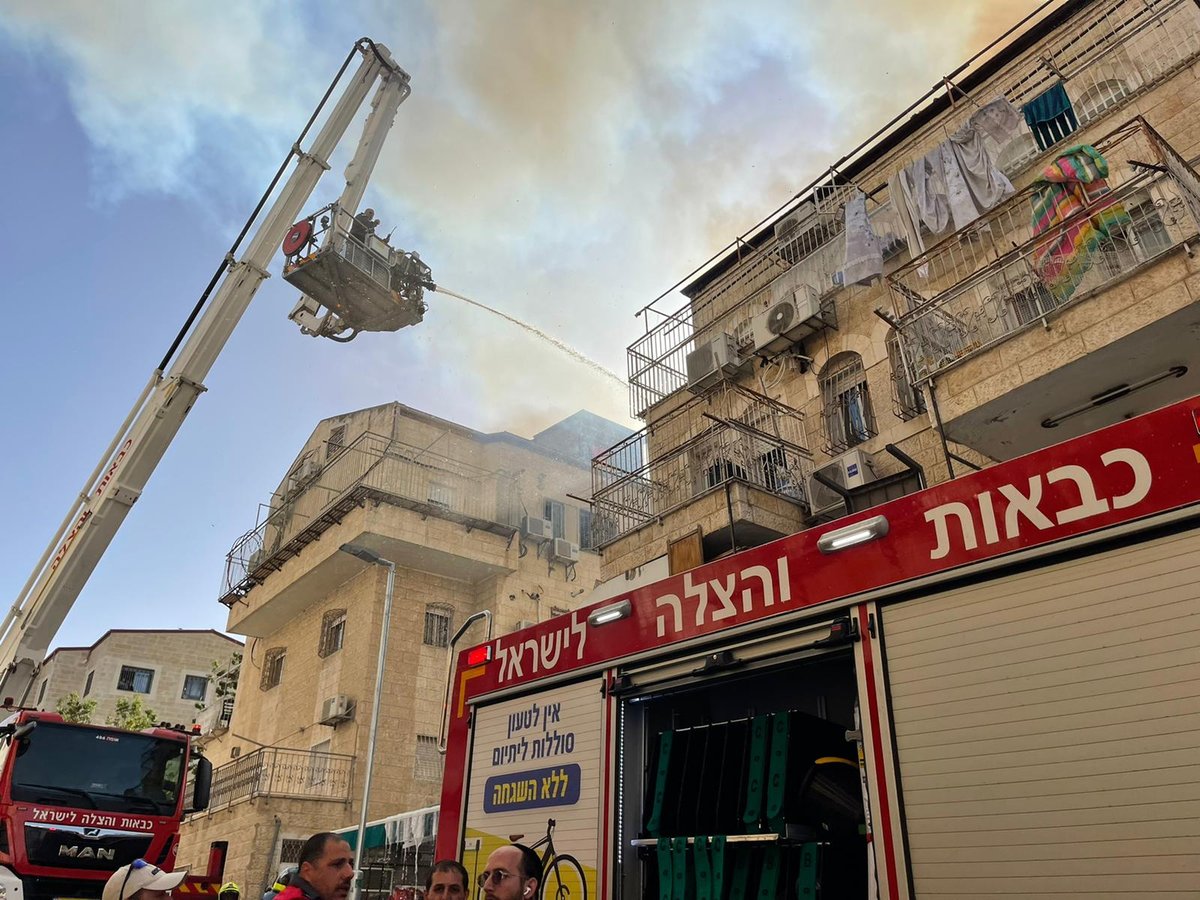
578, 509, 593, 550
414, 734, 444, 781
326, 424, 346, 460
118, 665, 154, 694
260, 648, 286, 691
181, 675, 208, 701
279, 838, 304, 863
423, 605, 452, 648
820, 352, 875, 452
318, 609, 347, 658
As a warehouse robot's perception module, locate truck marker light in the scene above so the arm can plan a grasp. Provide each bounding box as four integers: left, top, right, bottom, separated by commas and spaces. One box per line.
817, 515, 890, 554
587, 599, 632, 627
465, 645, 492, 667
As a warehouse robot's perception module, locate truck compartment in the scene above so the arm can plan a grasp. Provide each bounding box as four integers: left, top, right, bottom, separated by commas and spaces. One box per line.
619, 650, 869, 898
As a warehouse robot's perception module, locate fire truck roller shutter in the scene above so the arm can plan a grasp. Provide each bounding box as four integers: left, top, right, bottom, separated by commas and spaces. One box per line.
881, 526, 1200, 897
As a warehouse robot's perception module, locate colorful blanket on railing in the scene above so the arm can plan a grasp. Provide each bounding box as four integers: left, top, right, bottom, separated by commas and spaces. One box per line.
1030, 145, 1131, 303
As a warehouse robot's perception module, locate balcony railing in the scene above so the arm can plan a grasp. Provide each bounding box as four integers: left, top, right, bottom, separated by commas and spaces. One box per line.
219, 432, 521, 604
592, 385, 811, 546
626, 0, 1200, 419
888, 118, 1200, 380
207, 747, 354, 809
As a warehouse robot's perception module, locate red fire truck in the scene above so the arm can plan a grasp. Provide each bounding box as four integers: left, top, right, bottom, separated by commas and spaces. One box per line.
0, 709, 224, 900
437, 394, 1200, 898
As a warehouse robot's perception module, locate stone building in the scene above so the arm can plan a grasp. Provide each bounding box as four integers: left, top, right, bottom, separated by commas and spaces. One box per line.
34, 629, 242, 727
176, 402, 628, 894
593, 0, 1200, 581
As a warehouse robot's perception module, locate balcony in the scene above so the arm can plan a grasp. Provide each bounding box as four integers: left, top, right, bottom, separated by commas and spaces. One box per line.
592, 385, 811, 549
889, 117, 1200, 458
207, 747, 354, 810
195, 697, 235, 738
219, 432, 520, 607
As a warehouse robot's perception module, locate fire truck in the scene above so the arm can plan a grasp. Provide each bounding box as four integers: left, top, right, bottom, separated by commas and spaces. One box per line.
436, 394, 1200, 898
0, 709, 224, 900
0, 37, 421, 900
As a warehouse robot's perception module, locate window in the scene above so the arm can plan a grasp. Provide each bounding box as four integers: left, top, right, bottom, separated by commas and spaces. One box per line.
544, 500, 566, 539
820, 353, 875, 452
83, 671, 94, 696
318, 609, 347, 658
578, 509, 593, 550
260, 648, 286, 691
36, 681, 46, 706
757, 446, 799, 496
705, 458, 748, 489
181, 675, 208, 702
887, 331, 926, 421
117, 666, 154, 694
326, 424, 346, 460
1076, 78, 1132, 124
423, 605, 452, 648
414, 735, 444, 781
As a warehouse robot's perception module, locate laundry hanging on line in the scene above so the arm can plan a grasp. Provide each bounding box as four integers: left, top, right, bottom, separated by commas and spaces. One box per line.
1030, 144, 1131, 302
1023, 82, 1079, 151
841, 189, 884, 286
962, 97, 1023, 151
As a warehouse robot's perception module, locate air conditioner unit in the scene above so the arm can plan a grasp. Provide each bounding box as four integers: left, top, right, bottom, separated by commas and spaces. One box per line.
521, 516, 552, 543
301, 459, 322, 480
685, 333, 741, 392
807, 449, 877, 518
319, 694, 354, 726
774, 212, 805, 243
551, 538, 580, 563
752, 285, 826, 356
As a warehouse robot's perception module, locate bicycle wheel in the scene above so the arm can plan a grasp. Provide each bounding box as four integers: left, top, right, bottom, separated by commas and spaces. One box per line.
542, 854, 588, 900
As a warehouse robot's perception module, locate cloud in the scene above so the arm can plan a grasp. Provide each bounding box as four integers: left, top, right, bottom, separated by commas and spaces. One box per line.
0, 0, 1047, 437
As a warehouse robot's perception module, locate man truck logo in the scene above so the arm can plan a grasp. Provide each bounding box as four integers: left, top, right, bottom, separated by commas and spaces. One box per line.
59, 845, 116, 860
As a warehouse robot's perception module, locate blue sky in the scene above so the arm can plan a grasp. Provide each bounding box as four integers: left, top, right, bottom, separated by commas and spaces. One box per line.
0, 0, 1041, 650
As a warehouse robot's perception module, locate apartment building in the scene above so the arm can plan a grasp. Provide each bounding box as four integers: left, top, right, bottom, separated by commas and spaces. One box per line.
594, 0, 1200, 580
176, 402, 628, 895
34, 629, 242, 727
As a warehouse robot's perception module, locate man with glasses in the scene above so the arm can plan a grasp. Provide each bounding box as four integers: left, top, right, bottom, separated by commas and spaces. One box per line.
477, 844, 540, 900
102, 860, 187, 900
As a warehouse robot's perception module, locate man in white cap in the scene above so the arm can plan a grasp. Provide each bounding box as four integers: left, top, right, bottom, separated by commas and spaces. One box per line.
102, 859, 188, 900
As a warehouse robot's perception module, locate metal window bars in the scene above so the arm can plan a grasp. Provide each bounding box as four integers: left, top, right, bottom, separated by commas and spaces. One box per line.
820, 354, 876, 453
318, 609, 347, 658
888, 117, 1200, 381
260, 648, 286, 691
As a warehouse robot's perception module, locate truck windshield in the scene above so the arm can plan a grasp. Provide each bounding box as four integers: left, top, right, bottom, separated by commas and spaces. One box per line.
8, 722, 185, 816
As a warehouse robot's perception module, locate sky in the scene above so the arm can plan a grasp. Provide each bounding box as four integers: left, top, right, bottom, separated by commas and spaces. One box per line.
0, 0, 1046, 651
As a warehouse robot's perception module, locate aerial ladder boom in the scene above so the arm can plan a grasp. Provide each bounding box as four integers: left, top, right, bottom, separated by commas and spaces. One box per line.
0, 40, 411, 704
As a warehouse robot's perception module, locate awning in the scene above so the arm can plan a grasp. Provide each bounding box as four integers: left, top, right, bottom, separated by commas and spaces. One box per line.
336, 806, 438, 851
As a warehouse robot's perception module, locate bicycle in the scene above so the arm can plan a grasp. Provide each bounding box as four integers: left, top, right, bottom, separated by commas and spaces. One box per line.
507, 818, 588, 900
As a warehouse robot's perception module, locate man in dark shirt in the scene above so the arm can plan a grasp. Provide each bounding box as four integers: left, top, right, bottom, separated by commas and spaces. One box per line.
275, 833, 355, 900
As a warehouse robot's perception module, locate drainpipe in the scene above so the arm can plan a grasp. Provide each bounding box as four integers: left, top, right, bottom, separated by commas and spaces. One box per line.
724, 481, 739, 555
263, 815, 283, 895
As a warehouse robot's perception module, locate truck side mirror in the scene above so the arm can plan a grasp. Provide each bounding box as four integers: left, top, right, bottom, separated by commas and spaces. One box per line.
192, 756, 212, 812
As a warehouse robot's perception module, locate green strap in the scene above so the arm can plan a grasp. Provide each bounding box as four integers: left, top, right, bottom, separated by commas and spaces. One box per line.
727, 845, 752, 900
795, 842, 819, 900
693, 837, 711, 900
755, 846, 781, 900
671, 836, 690, 900
765, 713, 790, 832
647, 731, 674, 837
657, 839, 674, 900
710, 835, 726, 897
742, 715, 770, 833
